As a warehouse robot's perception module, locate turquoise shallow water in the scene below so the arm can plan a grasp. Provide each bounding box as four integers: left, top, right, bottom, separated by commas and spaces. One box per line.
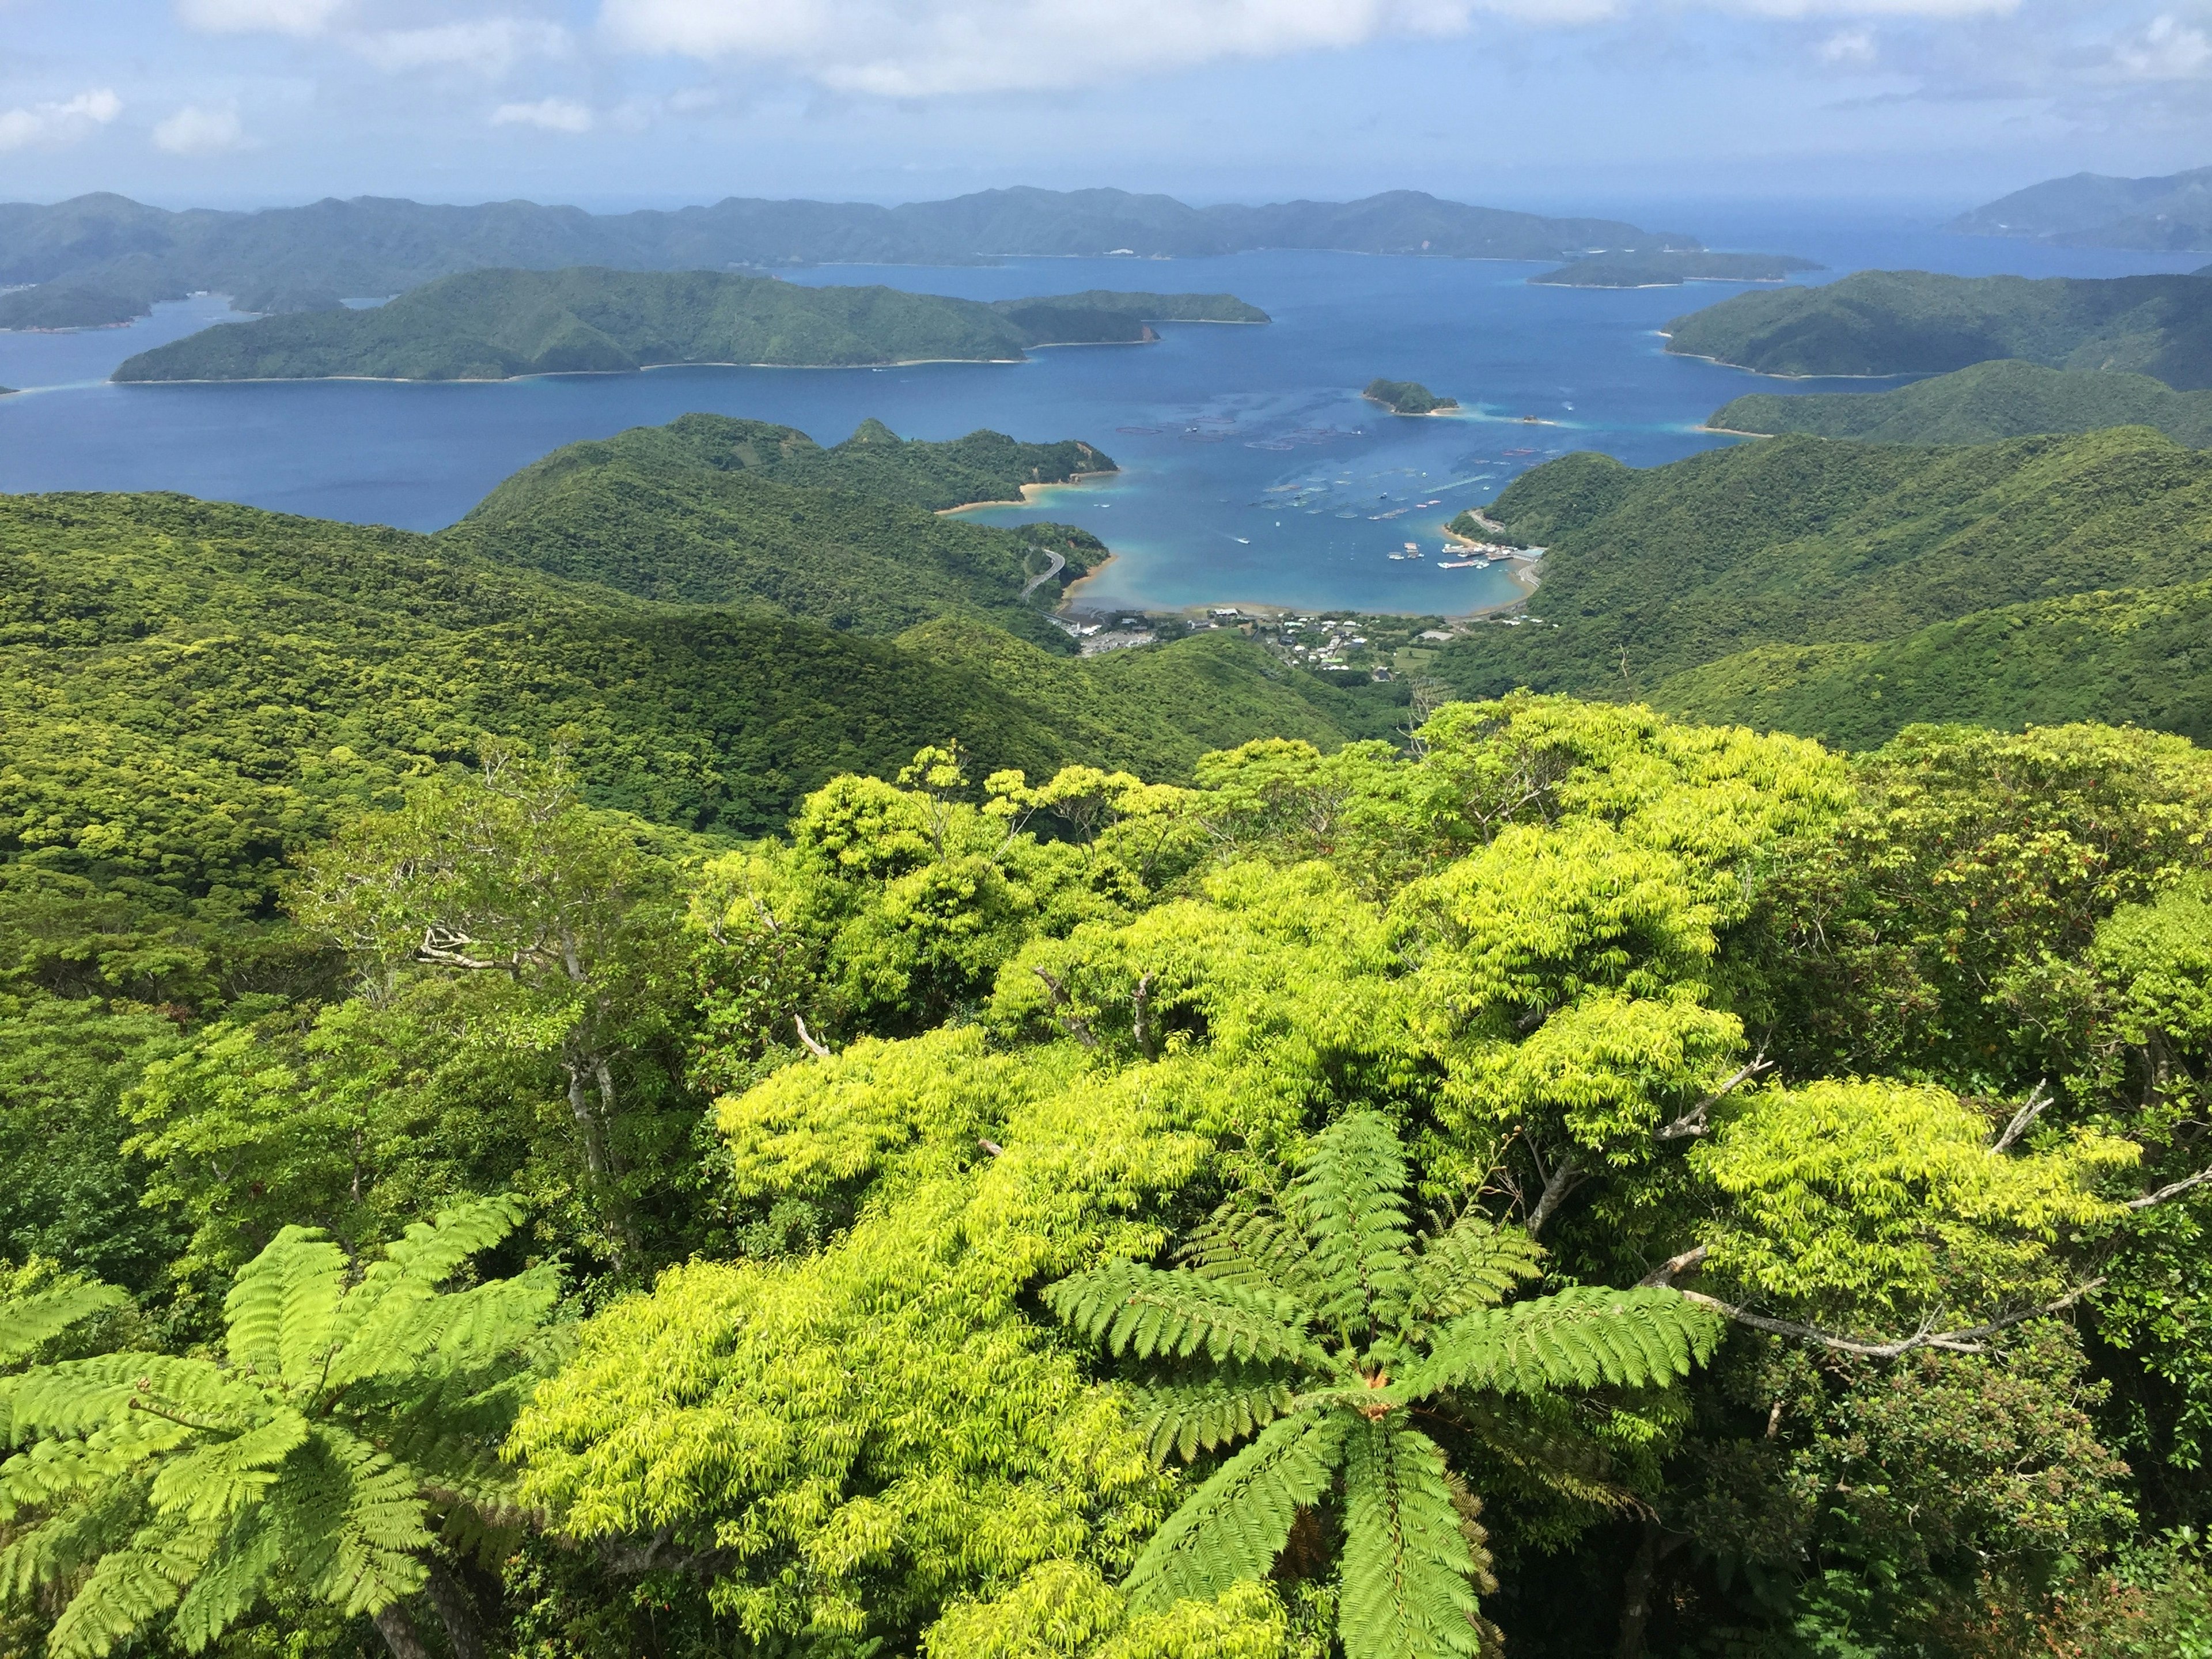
0, 216, 2200, 615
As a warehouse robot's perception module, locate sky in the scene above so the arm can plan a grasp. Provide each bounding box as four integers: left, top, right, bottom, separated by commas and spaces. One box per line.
5, 1, 2212, 213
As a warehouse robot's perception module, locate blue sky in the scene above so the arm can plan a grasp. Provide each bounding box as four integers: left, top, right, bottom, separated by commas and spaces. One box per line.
4, 1, 2211, 211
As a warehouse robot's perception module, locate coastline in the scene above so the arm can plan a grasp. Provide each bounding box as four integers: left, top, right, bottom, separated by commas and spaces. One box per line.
109, 351, 1046, 387
1656, 340, 1919, 382
936, 468, 1119, 516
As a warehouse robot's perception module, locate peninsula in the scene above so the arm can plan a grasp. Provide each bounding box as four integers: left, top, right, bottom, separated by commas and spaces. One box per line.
1953, 165, 2212, 251
1665, 267, 2212, 387
0, 282, 144, 331
1709, 358, 2212, 446
1363, 377, 1459, 414
1531, 251, 1820, 288
109, 268, 1270, 382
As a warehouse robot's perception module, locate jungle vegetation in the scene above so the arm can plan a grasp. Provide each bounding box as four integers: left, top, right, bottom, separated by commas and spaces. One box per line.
108, 270, 1270, 382
1709, 358, 2212, 446
1, 694, 2209, 1659
1435, 425, 2212, 746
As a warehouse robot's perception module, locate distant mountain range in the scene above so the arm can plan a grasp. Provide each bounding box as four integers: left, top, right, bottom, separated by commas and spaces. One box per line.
1953, 166, 2212, 250
0, 186, 1702, 325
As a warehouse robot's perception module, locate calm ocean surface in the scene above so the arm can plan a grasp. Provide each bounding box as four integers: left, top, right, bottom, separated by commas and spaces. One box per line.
0, 211, 2200, 615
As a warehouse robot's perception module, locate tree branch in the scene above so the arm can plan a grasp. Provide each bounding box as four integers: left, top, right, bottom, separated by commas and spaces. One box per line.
2128, 1164, 2212, 1210
1656, 1054, 1770, 1143
1635, 1244, 1709, 1289
1990, 1080, 2051, 1154
1131, 971, 1156, 1059
1525, 1146, 1584, 1239
1031, 967, 1098, 1048
1675, 1280, 2106, 1359
793, 1013, 831, 1059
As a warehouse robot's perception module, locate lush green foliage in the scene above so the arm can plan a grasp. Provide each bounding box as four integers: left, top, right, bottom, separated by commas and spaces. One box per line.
1531, 252, 1819, 288
1362, 380, 1457, 414
0, 285, 143, 331
1444, 426, 2212, 747
1710, 358, 2212, 446
1666, 267, 2212, 385
111, 269, 1270, 382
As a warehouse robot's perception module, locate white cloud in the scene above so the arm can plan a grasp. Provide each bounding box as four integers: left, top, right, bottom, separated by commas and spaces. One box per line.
2113, 13, 2212, 79
0, 87, 122, 152
596, 0, 2018, 94
490, 95, 596, 131
1820, 25, 1878, 64
177, 0, 349, 33
153, 103, 249, 154
350, 17, 574, 73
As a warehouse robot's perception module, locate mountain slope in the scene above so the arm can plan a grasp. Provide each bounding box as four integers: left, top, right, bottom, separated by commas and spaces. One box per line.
1665, 269, 2212, 387
109, 268, 1264, 381
1952, 166, 2212, 249
1433, 427, 2212, 712
1709, 359, 2212, 446
444, 416, 1109, 643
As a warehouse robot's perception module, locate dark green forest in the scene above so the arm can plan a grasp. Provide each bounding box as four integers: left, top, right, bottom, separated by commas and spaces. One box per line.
108, 269, 1270, 382
1709, 358, 2212, 446
1530, 252, 1819, 289
6, 387, 2212, 1659
1665, 268, 2212, 384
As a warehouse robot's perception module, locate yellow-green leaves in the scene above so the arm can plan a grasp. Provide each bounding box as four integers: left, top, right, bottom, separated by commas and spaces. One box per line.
1693, 1079, 2137, 1321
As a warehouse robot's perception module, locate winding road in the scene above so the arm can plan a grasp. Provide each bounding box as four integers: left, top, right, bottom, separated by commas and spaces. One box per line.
1020, 548, 1067, 600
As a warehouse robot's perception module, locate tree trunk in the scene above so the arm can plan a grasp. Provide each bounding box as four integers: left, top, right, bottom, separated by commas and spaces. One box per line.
1615, 1521, 1684, 1659
372, 1603, 433, 1659
425, 1561, 486, 1659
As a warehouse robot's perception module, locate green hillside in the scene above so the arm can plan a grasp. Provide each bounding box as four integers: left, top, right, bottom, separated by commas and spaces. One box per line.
0, 282, 144, 331
1654, 578, 2212, 747
1531, 250, 1819, 287
1952, 163, 2212, 249
446, 415, 1111, 643
1433, 426, 2212, 725
1710, 358, 2212, 445
1666, 268, 2212, 386
108, 268, 1270, 382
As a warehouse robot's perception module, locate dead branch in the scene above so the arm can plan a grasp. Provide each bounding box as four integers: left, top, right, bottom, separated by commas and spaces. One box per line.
1676, 1279, 2106, 1359
1131, 970, 1157, 1059
977, 1139, 1005, 1158
2128, 1164, 2212, 1210
1656, 1054, 1771, 1143
792, 1014, 831, 1059
1032, 966, 1099, 1048
1636, 1244, 1709, 1289
1990, 1080, 2052, 1154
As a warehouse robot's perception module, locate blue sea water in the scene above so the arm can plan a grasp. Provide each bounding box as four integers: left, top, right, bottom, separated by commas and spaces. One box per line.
0, 211, 2201, 615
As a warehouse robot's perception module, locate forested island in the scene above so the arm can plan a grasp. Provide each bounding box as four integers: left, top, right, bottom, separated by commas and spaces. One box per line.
1710, 358, 2212, 445
1954, 163, 2212, 249
1362, 376, 1459, 413
1531, 250, 1820, 287
2, 374, 2212, 1659
0, 281, 146, 330
0, 185, 1702, 323
1664, 267, 2212, 384
110, 269, 1268, 381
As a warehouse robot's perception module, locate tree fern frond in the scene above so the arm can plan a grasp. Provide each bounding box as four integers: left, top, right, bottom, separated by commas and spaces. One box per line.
1450, 1399, 1637, 1513
373, 1196, 526, 1289
1289, 1112, 1415, 1341
300, 1424, 431, 1615
1130, 1368, 1299, 1464
1177, 1205, 1324, 1298
0, 1476, 143, 1603
1412, 1213, 1543, 1321
46, 1516, 214, 1659
147, 1410, 308, 1525
1124, 1409, 1347, 1614
335, 1266, 562, 1391
1045, 1264, 1327, 1369
7, 1355, 241, 1441
0, 1285, 130, 1368
1406, 1286, 1721, 1400
1339, 1416, 1482, 1659
168, 1512, 283, 1654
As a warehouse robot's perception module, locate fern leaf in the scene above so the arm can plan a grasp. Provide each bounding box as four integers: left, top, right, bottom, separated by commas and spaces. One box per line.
297, 1424, 430, 1615
1046, 1264, 1327, 1369
46, 1517, 213, 1659
1339, 1416, 1482, 1659
168, 1513, 283, 1653
6, 1354, 241, 1442
1130, 1369, 1300, 1464
0, 1285, 130, 1368
147, 1410, 308, 1525
1411, 1213, 1543, 1321
1406, 1286, 1722, 1401
1124, 1409, 1347, 1614
0, 1476, 142, 1604
1289, 1113, 1415, 1340
1177, 1205, 1323, 1298
332, 1266, 560, 1392
336, 1197, 528, 1357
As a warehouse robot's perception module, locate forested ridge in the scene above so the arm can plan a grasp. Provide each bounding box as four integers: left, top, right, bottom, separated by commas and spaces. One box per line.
108, 268, 1271, 382
7, 386, 2212, 1659
1709, 358, 2212, 447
